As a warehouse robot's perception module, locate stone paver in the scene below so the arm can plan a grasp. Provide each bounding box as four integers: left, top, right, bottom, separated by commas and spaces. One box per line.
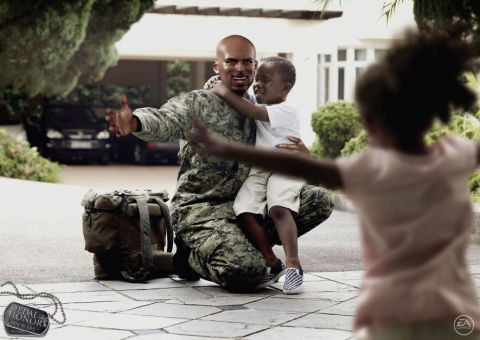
201, 308, 305, 326
245, 326, 352, 340
284, 312, 354, 331
165, 319, 268, 338
0, 267, 478, 339
245, 296, 338, 313
77, 312, 187, 330
27, 281, 109, 294
124, 302, 221, 319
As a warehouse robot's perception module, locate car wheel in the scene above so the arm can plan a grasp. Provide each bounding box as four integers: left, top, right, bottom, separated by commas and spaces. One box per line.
133, 144, 146, 165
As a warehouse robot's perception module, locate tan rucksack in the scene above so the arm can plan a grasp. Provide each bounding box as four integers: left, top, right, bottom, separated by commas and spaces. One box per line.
81, 189, 174, 282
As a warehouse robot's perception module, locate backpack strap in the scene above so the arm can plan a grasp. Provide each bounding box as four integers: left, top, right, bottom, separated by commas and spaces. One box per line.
120, 195, 153, 283
150, 197, 173, 253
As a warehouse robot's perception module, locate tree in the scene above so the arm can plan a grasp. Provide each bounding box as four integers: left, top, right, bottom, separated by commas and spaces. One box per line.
167, 60, 191, 99
0, 0, 154, 98
317, 1, 480, 50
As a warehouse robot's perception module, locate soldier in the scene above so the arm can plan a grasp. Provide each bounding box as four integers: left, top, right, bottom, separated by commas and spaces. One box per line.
105, 35, 333, 292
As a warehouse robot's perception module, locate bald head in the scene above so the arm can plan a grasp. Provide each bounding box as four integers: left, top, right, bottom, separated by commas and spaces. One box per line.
216, 35, 256, 58
213, 35, 257, 95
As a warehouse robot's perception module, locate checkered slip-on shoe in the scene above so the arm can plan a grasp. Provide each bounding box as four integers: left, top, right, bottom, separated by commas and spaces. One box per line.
256, 259, 286, 289
283, 267, 304, 294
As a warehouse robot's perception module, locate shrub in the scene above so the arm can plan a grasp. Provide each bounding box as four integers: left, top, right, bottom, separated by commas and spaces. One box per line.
310, 101, 362, 158
0, 129, 61, 182
340, 113, 480, 201
341, 130, 368, 156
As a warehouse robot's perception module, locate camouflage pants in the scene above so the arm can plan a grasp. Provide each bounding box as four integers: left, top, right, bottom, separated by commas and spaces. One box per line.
180, 185, 333, 292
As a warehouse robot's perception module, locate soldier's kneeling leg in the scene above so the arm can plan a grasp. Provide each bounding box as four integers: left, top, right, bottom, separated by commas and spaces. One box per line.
181, 219, 265, 292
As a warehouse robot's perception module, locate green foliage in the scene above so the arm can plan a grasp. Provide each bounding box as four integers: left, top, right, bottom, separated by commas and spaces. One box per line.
413, 0, 480, 51
310, 101, 362, 158
0, 129, 61, 182
0, 0, 154, 97
469, 171, 480, 202
340, 113, 480, 201
1, 86, 30, 112
167, 60, 191, 99
341, 130, 368, 156
425, 113, 480, 145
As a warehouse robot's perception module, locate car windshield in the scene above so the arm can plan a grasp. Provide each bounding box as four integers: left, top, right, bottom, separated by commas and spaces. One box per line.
45, 106, 100, 125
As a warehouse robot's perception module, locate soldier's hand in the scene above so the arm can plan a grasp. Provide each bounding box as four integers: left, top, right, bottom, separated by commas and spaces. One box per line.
276, 136, 311, 157
191, 116, 227, 156
105, 94, 136, 137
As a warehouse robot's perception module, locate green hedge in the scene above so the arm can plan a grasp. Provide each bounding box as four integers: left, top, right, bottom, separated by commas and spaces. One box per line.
0, 129, 61, 182
340, 113, 480, 201
310, 101, 362, 159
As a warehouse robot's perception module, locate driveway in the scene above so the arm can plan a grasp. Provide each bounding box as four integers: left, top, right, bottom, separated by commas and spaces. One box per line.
60, 164, 180, 196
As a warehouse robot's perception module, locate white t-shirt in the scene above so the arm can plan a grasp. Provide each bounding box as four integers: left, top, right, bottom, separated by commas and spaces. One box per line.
255, 101, 301, 149
335, 136, 480, 331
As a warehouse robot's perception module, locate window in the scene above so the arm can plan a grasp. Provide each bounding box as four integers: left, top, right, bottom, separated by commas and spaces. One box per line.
337, 49, 346, 61
356, 67, 365, 81
355, 49, 367, 61
338, 68, 344, 100
324, 68, 330, 103
375, 49, 387, 60
325, 54, 331, 62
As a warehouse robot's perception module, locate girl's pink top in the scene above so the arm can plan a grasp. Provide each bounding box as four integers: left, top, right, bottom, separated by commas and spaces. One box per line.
336, 136, 480, 331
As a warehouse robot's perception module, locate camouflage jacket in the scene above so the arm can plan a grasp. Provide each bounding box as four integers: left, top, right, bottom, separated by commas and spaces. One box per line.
133, 90, 256, 234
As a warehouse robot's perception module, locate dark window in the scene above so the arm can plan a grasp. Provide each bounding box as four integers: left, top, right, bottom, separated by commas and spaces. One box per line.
338, 68, 345, 100
356, 67, 365, 81
375, 49, 387, 60
355, 49, 367, 61
325, 68, 330, 102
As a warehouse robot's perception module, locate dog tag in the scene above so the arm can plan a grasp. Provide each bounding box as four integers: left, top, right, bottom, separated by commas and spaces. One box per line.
3, 302, 49, 337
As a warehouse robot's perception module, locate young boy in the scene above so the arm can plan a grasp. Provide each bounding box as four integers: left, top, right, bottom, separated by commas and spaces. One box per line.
209, 56, 304, 294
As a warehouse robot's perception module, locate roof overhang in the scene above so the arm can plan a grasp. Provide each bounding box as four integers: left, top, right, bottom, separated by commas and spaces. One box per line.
150, 1, 342, 20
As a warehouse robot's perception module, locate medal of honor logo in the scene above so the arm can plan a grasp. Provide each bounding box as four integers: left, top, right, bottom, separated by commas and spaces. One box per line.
3, 302, 49, 336
454, 314, 475, 336
0, 281, 66, 337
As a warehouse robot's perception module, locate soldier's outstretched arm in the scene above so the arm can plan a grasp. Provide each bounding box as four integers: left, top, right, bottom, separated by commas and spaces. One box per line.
133, 94, 194, 143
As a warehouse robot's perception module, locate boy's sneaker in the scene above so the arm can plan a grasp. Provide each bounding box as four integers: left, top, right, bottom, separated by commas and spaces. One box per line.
256, 259, 286, 289
283, 267, 303, 294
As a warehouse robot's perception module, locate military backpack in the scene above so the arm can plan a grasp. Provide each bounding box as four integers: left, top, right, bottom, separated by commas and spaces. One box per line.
81, 189, 174, 282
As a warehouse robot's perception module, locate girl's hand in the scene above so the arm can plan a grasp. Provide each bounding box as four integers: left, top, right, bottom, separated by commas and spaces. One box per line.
276, 136, 311, 157
191, 116, 228, 156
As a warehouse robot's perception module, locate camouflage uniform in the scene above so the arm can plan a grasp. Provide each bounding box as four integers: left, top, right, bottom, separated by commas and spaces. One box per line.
133, 90, 333, 291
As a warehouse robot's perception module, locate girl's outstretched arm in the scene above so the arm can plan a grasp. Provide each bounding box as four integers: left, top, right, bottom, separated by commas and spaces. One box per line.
192, 116, 343, 190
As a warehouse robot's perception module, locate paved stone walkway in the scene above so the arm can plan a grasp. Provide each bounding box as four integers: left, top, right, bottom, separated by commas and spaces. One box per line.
1, 266, 480, 340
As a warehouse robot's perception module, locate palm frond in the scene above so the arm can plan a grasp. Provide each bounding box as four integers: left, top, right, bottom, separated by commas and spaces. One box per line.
381, 0, 409, 22
313, 0, 344, 18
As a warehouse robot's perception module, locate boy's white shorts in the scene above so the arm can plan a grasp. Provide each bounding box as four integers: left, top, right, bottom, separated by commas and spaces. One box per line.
233, 168, 303, 218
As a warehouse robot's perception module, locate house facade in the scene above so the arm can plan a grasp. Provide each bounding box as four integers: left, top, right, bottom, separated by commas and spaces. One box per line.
102, 0, 415, 146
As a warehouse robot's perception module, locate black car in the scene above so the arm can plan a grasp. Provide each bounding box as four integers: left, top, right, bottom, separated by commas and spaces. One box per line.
41, 105, 112, 164
112, 134, 179, 165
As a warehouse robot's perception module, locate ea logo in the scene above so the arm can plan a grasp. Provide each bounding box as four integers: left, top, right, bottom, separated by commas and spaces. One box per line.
454, 315, 474, 336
